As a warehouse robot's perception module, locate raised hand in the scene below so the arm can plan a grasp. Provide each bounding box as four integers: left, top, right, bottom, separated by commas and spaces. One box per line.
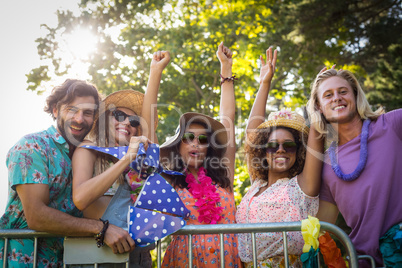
150, 50, 171, 73
216, 42, 233, 68
246, 47, 278, 133
142, 51, 170, 143
259, 47, 277, 85
216, 41, 236, 186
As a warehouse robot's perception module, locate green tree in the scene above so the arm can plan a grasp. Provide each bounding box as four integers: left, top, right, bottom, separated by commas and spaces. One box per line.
27, 0, 402, 200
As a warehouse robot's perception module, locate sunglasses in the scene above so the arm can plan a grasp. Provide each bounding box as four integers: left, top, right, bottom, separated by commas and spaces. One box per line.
265, 141, 297, 154
181, 133, 209, 145
112, 110, 140, 128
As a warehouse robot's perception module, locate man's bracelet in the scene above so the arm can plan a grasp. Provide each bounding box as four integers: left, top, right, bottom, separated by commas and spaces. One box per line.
95, 218, 109, 248
220, 74, 238, 85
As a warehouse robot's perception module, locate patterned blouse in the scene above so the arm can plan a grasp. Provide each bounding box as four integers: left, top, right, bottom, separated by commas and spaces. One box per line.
0, 126, 81, 267
236, 177, 318, 263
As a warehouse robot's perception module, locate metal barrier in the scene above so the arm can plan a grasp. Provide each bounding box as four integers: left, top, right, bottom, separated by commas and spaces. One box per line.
1, 221, 360, 267
155, 221, 359, 268
0, 229, 56, 268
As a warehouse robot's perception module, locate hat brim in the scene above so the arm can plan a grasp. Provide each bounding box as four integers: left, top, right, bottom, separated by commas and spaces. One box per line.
257, 119, 309, 137
160, 112, 228, 159
104, 90, 145, 117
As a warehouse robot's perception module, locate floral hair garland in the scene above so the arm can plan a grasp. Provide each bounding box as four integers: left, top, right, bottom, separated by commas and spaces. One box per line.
185, 167, 223, 224
270, 108, 293, 120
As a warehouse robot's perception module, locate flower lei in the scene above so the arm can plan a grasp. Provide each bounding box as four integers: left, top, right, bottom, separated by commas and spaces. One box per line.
328, 119, 370, 181
185, 167, 223, 224
125, 168, 146, 203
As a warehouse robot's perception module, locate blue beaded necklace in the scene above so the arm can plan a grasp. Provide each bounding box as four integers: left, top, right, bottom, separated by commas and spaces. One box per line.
328, 119, 371, 181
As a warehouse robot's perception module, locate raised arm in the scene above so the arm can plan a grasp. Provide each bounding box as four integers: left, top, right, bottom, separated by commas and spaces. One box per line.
297, 65, 336, 196
216, 42, 236, 186
297, 121, 324, 196
246, 47, 277, 134
141, 51, 171, 143
72, 136, 149, 211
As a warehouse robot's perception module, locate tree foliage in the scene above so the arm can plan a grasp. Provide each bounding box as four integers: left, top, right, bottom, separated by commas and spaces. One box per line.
27, 0, 402, 196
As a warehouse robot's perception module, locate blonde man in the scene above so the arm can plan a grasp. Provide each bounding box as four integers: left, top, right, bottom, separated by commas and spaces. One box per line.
307, 68, 402, 267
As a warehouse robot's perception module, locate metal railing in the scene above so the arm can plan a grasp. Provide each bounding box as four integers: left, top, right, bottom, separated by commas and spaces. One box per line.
0, 229, 56, 268
1, 221, 360, 267
155, 221, 359, 268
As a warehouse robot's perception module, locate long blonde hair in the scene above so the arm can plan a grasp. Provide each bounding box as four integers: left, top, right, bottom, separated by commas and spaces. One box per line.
307, 69, 384, 138
88, 109, 125, 183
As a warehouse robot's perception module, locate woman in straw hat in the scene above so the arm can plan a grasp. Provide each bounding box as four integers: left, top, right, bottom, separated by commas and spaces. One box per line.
235, 47, 324, 268
160, 42, 242, 267
71, 51, 170, 267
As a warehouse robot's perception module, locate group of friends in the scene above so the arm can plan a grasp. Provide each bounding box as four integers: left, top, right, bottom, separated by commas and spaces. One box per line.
0, 42, 401, 268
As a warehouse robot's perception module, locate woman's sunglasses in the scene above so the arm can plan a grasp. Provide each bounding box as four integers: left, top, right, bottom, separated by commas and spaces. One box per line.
181, 133, 209, 145
265, 141, 297, 154
112, 110, 140, 128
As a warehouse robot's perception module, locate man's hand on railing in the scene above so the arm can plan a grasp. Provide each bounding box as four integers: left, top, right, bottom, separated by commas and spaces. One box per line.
104, 224, 136, 254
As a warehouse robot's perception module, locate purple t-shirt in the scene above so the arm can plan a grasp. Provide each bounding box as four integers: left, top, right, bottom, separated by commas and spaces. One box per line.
320, 109, 402, 267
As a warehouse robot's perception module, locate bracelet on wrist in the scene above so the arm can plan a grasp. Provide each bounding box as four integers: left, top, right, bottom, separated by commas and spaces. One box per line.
220, 74, 238, 86
95, 218, 109, 248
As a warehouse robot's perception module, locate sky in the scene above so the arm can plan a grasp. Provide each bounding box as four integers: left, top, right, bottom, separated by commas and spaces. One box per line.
0, 0, 81, 215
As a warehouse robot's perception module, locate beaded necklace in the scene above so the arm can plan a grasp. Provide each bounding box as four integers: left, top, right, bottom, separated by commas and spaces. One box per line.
328, 119, 370, 181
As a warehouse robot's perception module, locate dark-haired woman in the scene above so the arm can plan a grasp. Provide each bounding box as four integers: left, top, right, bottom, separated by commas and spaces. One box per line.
160, 43, 241, 267
235, 47, 324, 267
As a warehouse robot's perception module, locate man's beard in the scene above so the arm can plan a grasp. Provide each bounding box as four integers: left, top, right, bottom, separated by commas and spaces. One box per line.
57, 117, 91, 147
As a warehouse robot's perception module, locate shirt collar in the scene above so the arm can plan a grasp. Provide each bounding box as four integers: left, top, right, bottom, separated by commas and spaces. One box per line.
47, 125, 69, 149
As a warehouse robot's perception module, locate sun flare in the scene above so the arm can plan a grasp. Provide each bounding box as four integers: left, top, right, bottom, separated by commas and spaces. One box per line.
64, 27, 98, 60
49, 27, 99, 81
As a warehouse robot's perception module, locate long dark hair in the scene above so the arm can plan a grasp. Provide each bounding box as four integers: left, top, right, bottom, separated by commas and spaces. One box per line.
162, 122, 231, 191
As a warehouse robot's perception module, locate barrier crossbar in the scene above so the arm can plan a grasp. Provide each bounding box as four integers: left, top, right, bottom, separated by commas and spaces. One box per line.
0, 230, 56, 268
1, 221, 360, 267
159, 221, 359, 268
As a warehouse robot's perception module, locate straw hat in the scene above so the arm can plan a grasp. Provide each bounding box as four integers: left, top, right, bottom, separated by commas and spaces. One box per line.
101, 89, 158, 128
257, 108, 309, 137
104, 90, 144, 115
160, 112, 228, 158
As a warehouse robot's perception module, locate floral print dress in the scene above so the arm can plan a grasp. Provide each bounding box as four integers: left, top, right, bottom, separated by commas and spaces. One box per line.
0, 126, 81, 268
162, 186, 242, 267
236, 177, 319, 267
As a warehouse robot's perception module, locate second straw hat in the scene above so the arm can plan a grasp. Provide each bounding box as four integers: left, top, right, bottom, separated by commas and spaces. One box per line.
257, 108, 309, 137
